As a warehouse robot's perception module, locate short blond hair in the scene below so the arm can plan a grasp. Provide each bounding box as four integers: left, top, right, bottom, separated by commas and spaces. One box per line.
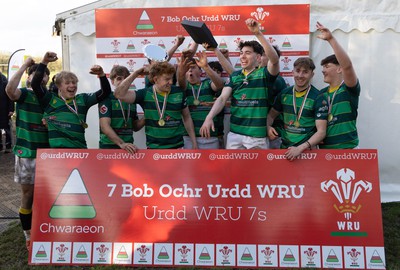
55, 71, 79, 87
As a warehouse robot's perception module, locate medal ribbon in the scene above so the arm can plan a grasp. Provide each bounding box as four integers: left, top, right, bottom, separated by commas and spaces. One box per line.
292, 85, 311, 124
152, 86, 168, 121
191, 82, 203, 102
60, 95, 85, 125
327, 80, 344, 116
241, 67, 257, 87
117, 99, 130, 127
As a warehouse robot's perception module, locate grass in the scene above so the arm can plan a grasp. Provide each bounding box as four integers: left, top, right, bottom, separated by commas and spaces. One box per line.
1, 202, 399, 269
382, 202, 400, 269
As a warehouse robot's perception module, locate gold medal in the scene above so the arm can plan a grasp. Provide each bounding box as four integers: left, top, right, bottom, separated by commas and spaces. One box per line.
153, 86, 168, 128
292, 85, 311, 130
192, 83, 203, 106
327, 81, 342, 123
118, 99, 130, 129
61, 96, 89, 129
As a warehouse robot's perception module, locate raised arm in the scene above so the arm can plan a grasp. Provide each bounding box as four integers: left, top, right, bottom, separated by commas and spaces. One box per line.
245, 18, 279, 76
114, 67, 146, 103
176, 54, 191, 90
203, 43, 235, 75
316, 22, 357, 87
89, 65, 111, 102
195, 51, 224, 91
184, 41, 199, 59
6, 57, 35, 101
166, 35, 185, 62
31, 52, 58, 99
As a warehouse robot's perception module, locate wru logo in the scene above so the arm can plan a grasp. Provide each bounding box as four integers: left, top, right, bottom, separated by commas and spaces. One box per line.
321, 168, 372, 220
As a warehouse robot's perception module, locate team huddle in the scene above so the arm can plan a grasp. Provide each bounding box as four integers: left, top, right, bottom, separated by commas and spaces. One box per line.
5, 19, 360, 250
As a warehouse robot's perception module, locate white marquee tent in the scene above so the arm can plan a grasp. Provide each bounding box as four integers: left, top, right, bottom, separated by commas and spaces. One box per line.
54, 0, 400, 202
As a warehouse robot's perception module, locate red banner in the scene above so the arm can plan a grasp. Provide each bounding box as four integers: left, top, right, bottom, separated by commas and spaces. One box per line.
94, 5, 310, 88
95, 5, 310, 37
30, 149, 385, 269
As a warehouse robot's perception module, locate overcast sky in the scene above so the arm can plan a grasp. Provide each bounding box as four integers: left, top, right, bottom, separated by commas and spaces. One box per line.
1, 0, 94, 57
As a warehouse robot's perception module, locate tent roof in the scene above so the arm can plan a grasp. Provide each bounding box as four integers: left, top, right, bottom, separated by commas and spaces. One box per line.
311, 0, 400, 33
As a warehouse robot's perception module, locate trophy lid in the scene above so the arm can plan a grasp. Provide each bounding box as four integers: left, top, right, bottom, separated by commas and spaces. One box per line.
181, 20, 218, 48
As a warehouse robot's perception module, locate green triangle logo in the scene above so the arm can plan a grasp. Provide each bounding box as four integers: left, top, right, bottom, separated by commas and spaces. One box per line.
157, 246, 170, 259
136, 10, 154, 30
283, 248, 295, 262
370, 250, 383, 264
219, 39, 228, 49
35, 245, 48, 258
326, 249, 339, 262
76, 245, 88, 258
49, 169, 96, 219
282, 37, 292, 48
117, 245, 129, 259
126, 40, 136, 51
240, 247, 253, 261
199, 247, 211, 260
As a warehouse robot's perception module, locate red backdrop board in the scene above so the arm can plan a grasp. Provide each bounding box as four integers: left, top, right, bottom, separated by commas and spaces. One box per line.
95, 5, 310, 37
94, 5, 310, 88
30, 149, 386, 269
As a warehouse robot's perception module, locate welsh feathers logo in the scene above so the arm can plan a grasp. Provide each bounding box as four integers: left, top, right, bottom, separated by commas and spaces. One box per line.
126, 59, 136, 72
111, 39, 120, 52
137, 245, 150, 262
96, 244, 110, 262
55, 243, 69, 262
250, 7, 270, 32
177, 245, 191, 263
321, 168, 372, 220
281, 57, 292, 70
219, 246, 232, 265
261, 246, 275, 265
49, 169, 96, 219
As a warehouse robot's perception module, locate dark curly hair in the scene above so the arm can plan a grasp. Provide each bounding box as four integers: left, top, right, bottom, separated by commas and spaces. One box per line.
238, 40, 264, 55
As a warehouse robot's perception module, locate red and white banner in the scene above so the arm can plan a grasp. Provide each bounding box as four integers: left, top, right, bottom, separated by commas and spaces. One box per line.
95, 5, 310, 87
30, 149, 385, 269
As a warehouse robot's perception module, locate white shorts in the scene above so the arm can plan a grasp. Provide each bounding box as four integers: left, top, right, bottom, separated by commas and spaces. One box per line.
226, 132, 269, 149
183, 136, 220, 149
14, 156, 36, 185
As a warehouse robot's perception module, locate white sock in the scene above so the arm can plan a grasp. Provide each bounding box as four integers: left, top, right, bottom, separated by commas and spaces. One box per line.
24, 230, 31, 241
